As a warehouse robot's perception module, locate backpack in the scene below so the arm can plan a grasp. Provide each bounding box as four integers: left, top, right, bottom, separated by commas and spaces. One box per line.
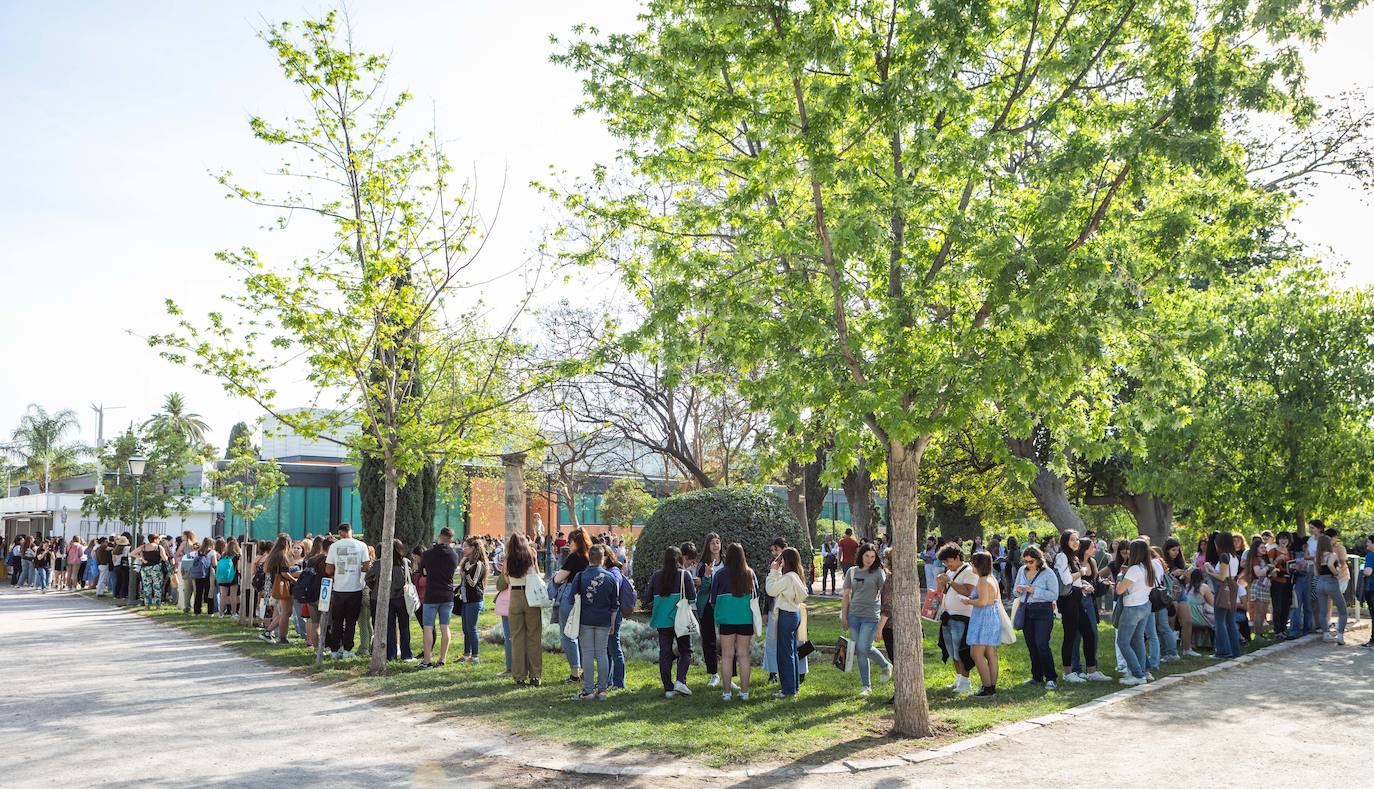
293, 564, 320, 603
216, 556, 235, 584
1047, 556, 1067, 597
190, 553, 212, 580
252, 564, 266, 593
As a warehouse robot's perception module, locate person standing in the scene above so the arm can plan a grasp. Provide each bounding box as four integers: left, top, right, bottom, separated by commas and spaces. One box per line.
1053, 530, 1101, 683
32, 539, 53, 593
713, 542, 757, 702
136, 535, 169, 606
765, 547, 807, 699
93, 537, 112, 596
1315, 533, 1348, 644
601, 548, 636, 690
112, 534, 132, 599
935, 544, 977, 694
496, 533, 544, 685
837, 529, 859, 578
960, 552, 1002, 698
820, 536, 839, 595
176, 530, 197, 613
324, 523, 370, 659
190, 538, 217, 615
1014, 546, 1059, 689
642, 546, 697, 698
457, 537, 488, 663
553, 528, 591, 685
1206, 532, 1242, 659
840, 543, 893, 697
65, 537, 84, 590
574, 545, 619, 700
418, 527, 460, 670
1114, 539, 1156, 685
696, 532, 724, 688
1361, 534, 1374, 649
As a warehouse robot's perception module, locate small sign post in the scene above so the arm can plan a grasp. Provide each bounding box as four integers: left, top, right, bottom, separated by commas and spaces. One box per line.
315, 577, 333, 667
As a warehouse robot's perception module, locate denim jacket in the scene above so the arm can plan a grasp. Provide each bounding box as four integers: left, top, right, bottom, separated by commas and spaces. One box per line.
1014, 565, 1059, 604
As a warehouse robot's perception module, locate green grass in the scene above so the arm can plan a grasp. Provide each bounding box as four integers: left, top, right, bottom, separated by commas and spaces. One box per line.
85, 590, 1278, 768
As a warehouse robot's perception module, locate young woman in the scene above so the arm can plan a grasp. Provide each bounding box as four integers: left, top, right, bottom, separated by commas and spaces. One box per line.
1315, 533, 1348, 644
1205, 532, 1242, 659
1114, 539, 1156, 685
711, 542, 756, 702
841, 543, 893, 696
641, 546, 697, 698
191, 537, 217, 615
1015, 545, 1059, 688
574, 545, 619, 700
601, 548, 636, 690
216, 540, 241, 619
1244, 535, 1272, 637
1146, 546, 1178, 670
696, 532, 724, 688
360, 539, 412, 661
495, 533, 543, 686
458, 537, 488, 663
1053, 531, 1099, 683
765, 547, 807, 699
260, 535, 297, 645
1176, 568, 1215, 653
65, 537, 84, 590
1268, 532, 1294, 641
960, 551, 1002, 698
32, 539, 53, 593
1163, 539, 1199, 657
132, 535, 166, 605
553, 528, 590, 684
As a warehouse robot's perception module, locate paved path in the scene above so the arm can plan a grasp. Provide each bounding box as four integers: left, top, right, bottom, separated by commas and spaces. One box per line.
2, 586, 1368, 788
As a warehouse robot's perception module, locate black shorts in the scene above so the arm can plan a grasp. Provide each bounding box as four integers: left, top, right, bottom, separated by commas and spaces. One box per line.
718, 623, 755, 636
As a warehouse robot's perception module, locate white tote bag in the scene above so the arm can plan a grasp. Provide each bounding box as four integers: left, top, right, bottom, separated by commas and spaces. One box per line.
563, 591, 582, 639
674, 571, 700, 638
400, 560, 420, 613
523, 573, 552, 608
749, 596, 764, 636
998, 600, 1017, 645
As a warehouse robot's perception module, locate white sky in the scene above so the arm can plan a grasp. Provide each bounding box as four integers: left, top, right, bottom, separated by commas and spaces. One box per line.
1, 1, 1371, 453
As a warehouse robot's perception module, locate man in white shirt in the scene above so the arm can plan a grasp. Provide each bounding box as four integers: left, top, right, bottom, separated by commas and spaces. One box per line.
325, 522, 371, 658
935, 545, 976, 693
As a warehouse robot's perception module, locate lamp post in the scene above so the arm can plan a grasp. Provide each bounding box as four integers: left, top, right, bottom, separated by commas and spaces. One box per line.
541, 453, 556, 581
126, 455, 146, 606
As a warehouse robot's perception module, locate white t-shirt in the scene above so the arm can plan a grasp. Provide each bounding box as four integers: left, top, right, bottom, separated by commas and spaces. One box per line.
326, 537, 368, 593
941, 564, 976, 616
1122, 564, 1152, 607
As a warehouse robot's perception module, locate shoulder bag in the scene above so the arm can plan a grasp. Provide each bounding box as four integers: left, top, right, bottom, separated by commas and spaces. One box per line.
401, 560, 420, 613
562, 579, 583, 639
523, 572, 553, 608
674, 571, 700, 637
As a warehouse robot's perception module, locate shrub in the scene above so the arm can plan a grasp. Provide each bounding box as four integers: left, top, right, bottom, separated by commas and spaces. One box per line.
630, 486, 810, 594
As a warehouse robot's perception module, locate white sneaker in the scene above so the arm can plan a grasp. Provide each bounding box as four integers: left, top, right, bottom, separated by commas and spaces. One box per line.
330, 651, 343, 659
1146, 673, 1156, 681
954, 675, 972, 693
707, 674, 721, 688
664, 691, 676, 699
673, 681, 692, 696
340, 650, 356, 658
1045, 680, 1057, 690
1337, 634, 1346, 645
1084, 671, 1112, 682
880, 665, 892, 683
860, 687, 872, 697
739, 692, 750, 701
1063, 672, 1086, 683
1119, 675, 1146, 686
722, 692, 733, 702
1181, 650, 1202, 658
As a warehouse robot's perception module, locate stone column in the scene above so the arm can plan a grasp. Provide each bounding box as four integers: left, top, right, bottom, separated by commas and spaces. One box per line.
501, 453, 527, 539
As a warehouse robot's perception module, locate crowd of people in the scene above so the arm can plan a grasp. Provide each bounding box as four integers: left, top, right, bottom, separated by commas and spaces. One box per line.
9, 519, 1371, 706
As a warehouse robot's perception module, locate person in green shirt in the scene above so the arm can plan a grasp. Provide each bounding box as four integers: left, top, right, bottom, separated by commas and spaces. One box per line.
639, 546, 696, 698
712, 543, 759, 701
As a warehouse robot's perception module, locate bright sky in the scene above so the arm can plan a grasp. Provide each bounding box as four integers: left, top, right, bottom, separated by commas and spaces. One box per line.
1, 1, 1371, 453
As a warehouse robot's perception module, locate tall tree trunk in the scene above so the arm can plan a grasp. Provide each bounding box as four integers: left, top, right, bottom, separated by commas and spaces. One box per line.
888, 437, 932, 738
559, 479, 581, 529
842, 458, 878, 541
369, 465, 399, 675
501, 453, 527, 538
1085, 492, 1174, 544
1006, 436, 1087, 534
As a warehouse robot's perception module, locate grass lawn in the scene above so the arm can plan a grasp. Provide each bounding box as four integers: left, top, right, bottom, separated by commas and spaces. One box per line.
86, 590, 1278, 768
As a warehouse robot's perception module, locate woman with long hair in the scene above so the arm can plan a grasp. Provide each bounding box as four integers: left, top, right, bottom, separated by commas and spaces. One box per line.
216, 539, 242, 619
1315, 533, 1348, 644
1015, 546, 1059, 688
1270, 531, 1295, 641
260, 534, 296, 645
458, 537, 488, 663
601, 547, 635, 690
363, 538, 413, 661
841, 543, 893, 696
1054, 530, 1100, 683
1113, 539, 1157, 685
713, 542, 757, 701
696, 531, 724, 687
1205, 532, 1241, 659
960, 552, 1003, 698
765, 547, 807, 698
553, 527, 590, 684
640, 545, 697, 697
495, 533, 543, 685
1244, 535, 1272, 636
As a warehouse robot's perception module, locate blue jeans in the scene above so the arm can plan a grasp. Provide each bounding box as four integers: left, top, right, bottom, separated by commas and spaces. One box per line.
849, 616, 891, 688
19, 559, 33, 586
1287, 574, 1314, 636
1154, 606, 1177, 661
501, 616, 513, 671
34, 567, 49, 590
461, 601, 481, 658
1316, 576, 1348, 636
776, 609, 800, 695
578, 625, 610, 694
608, 613, 626, 688
1022, 604, 1057, 682
1116, 603, 1151, 679
557, 602, 581, 673
1214, 607, 1241, 658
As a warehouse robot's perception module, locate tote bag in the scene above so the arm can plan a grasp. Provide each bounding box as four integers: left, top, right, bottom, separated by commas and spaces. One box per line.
523, 573, 552, 608
674, 571, 700, 638
493, 588, 510, 617
563, 591, 582, 639
749, 596, 764, 636
998, 601, 1018, 645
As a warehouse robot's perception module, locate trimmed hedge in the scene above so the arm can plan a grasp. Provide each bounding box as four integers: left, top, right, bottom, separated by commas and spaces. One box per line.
630, 487, 810, 593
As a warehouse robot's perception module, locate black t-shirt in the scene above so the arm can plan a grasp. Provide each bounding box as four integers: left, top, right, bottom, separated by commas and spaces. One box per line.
421, 543, 460, 604
561, 552, 589, 578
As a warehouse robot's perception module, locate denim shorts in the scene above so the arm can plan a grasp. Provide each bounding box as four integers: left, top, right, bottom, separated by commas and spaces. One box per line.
422, 601, 453, 627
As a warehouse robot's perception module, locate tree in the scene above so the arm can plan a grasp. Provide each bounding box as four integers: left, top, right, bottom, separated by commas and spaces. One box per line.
225, 421, 254, 459
599, 478, 657, 529
152, 12, 539, 675
208, 436, 288, 541
9, 404, 86, 491
554, 0, 1348, 736
143, 393, 212, 451
84, 425, 206, 535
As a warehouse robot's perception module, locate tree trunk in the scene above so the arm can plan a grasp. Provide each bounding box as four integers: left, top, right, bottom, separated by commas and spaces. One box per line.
559, 479, 581, 529
369, 466, 399, 676
1125, 493, 1173, 545
842, 458, 878, 541
501, 453, 527, 538
1028, 464, 1086, 534
888, 437, 932, 738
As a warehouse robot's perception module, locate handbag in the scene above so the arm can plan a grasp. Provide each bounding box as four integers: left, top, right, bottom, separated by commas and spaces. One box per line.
674, 571, 700, 638
494, 588, 510, 617
797, 639, 816, 659
749, 595, 763, 636
833, 635, 855, 672
1215, 575, 1238, 610
1011, 596, 1025, 630
997, 600, 1017, 645
563, 591, 582, 639
403, 580, 421, 614
523, 573, 553, 608
920, 589, 943, 620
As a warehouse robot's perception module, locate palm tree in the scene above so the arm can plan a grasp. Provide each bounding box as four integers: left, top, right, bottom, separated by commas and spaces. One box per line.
143, 393, 211, 448
10, 405, 87, 492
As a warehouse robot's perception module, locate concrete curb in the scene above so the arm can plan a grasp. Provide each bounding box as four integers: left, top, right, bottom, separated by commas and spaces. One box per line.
54, 588, 1359, 779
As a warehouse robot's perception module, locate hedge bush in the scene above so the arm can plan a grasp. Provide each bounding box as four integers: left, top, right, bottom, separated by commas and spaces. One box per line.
630, 487, 810, 594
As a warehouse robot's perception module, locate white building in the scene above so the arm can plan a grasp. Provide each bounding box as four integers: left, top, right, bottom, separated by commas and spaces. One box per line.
0, 473, 222, 542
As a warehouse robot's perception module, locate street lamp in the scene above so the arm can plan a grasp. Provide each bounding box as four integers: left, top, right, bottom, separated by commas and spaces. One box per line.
126, 455, 146, 606
541, 453, 556, 580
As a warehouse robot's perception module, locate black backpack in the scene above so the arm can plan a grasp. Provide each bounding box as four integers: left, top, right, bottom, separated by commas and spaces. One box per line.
293, 564, 320, 603
251, 564, 266, 593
